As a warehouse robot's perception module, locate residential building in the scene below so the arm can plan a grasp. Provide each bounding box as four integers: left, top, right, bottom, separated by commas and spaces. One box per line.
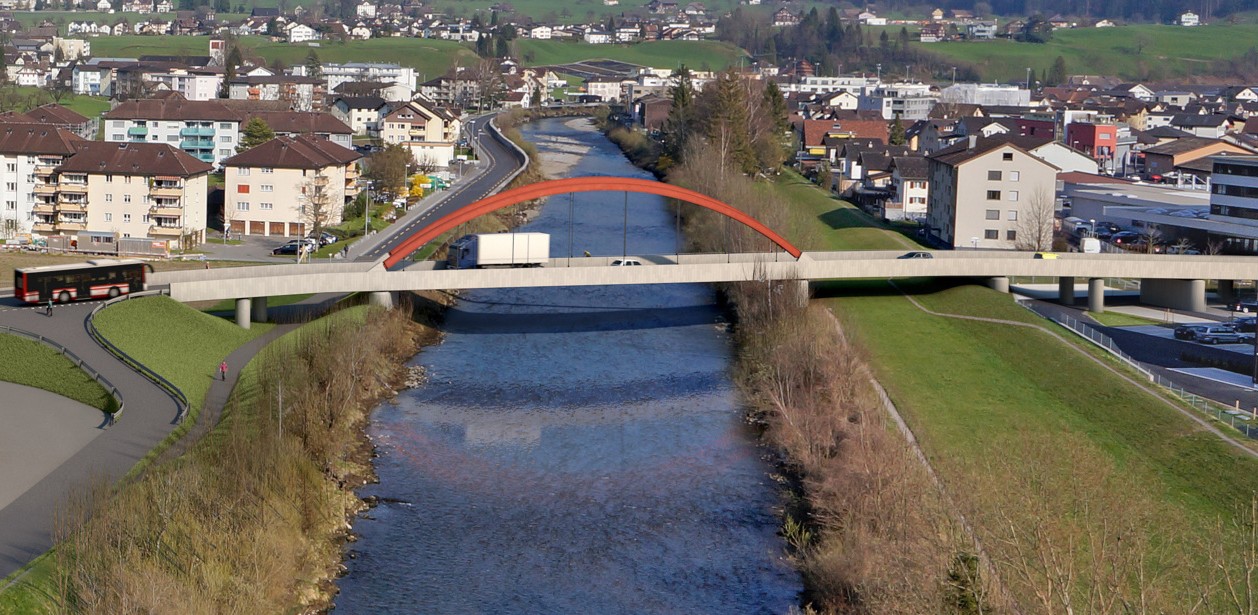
888, 155, 929, 221
1064, 122, 1118, 168
0, 124, 83, 239
37, 141, 212, 246
938, 83, 1030, 107
286, 23, 319, 43
926, 135, 1060, 250
0, 104, 96, 141
103, 98, 242, 165
330, 96, 390, 134
858, 82, 939, 120
379, 98, 461, 168
221, 135, 362, 237
1143, 137, 1249, 178
227, 74, 326, 111
292, 62, 417, 96
250, 111, 354, 151
1179, 11, 1199, 26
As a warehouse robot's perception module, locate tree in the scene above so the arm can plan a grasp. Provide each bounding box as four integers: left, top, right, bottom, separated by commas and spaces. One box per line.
1015, 187, 1056, 251
364, 143, 412, 199
1019, 15, 1053, 43
659, 65, 696, 168
696, 69, 756, 177
1047, 56, 1067, 87
304, 49, 322, 80
237, 117, 275, 153
299, 173, 336, 239
889, 113, 906, 146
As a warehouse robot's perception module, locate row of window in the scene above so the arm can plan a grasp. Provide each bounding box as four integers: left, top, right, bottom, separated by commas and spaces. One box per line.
1212, 183, 1258, 199
1215, 163, 1258, 178
111, 121, 234, 129
101, 212, 148, 223
985, 209, 1019, 221
1211, 204, 1258, 220
236, 168, 275, 175
984, 229, 1017, 240
986, 190, 1021, 201
234, 202, 275, 211
236, 185, 274, 193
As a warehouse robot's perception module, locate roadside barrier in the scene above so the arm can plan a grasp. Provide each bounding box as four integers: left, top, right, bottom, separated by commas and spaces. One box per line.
0, 324, 125, 425
86, 290, 190, 423
1021, 301, 1258, 440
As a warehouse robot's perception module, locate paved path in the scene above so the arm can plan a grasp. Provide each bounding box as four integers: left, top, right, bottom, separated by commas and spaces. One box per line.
0, 383, 104, 513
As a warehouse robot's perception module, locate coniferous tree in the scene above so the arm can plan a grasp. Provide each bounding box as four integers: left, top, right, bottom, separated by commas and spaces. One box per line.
237, 117, 275, 152
889, 114, 906, 145
304, 49, 322, 79
698, 69, 755, 176
1047, 56, 1067, 86
659, 65, 696, 168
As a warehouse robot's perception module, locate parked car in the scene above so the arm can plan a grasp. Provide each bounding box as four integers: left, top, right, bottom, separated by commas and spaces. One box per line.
897, 251, 933, 259
1195, 325, 1251, 345
308, 231, 338, 246
1231, 316, 1257, 333
1109, 231, 1141, 246
1230, 300, 1258, 314
1173, 324, 1211, 340
610, 258, 642, 266
271, 239, 317, 255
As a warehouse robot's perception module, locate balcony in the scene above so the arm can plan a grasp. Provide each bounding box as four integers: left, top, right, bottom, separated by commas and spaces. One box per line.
128, 126, 148, 137
33, 184, 57, 196
180, 140, 215, 151
56, 220, 86, 231
57, 200, 87, 213
179, 126, 215, 137
150, 205, 183, 216
408, 128, 427, 138
149, 225, 183, 236
32, 203, 55, 215
33, 165, 56, 176
313, 175, 330, 186
32, 221, 54, 233
150, 185, 183, 198
58, 183, 87, 194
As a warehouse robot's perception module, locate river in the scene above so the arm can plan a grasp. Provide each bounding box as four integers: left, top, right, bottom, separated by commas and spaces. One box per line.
333, 117, 802, 613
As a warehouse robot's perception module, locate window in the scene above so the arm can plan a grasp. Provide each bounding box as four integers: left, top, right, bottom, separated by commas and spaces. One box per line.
1006, 230, 1017, 241
123, 195, 131, 203
260, 167, 273, 174
986, 190, 1001, 200
1009, 171, 1020, 181
1007, 191, 1019, 202
5, 163, 14, 172
4, 182, 12, 191
111, 134, 124, 141
1002, 152, 1013, 161
105, 174, 113, 183
105, 194, 112, 202
238, 184, 250, 194
219, 136, 231, 143
141, 214, 150, 223
985, 209, 999, 220
260, 202, 273, 210
237, 201, 250, 211
124, 176, 131, 184
1099, 133, 1111, 140
1007, 210, 1018, 221
123, 213, 131, 223
219, 149, 231, 157
219, 122, 232, 129
112, 121, 124, 128
150, 121, 158, 127
168, 135, 178, 142
238, 168, 250, 176
260, 184, 272, 192
150, 135, 159, 141
104, 213, 112, 221
987, 170, 1001, 181
984, 229, 998, 240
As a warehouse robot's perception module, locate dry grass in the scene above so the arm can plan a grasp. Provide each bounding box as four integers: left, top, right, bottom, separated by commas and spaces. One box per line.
38, 303, 428, 614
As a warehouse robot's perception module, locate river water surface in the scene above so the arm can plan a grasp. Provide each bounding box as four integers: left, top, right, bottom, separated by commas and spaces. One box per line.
333, 118, 801, 613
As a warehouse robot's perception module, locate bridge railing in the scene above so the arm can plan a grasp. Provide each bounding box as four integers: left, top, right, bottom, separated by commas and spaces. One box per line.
87, 290, 191, 423
0, 324, 125, 424
1021, 300, 1258, 440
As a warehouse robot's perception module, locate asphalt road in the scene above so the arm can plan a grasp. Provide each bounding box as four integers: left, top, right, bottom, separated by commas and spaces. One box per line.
353, 114, 526, 267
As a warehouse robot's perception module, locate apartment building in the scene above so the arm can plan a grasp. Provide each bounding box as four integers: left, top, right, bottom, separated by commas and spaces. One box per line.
0, 124, 83, 239
330, 96, 391, 135
1210, 156, 1258, 228
227, 74, 327, 112
103, 98, 242, 165
33, 141, 211, 245
221, 135, 362, 237
0, 104, 96, 141
926, 135, 1060, 250
858, 82, 940, 120
251, 111, 354, 151
379, 99, 461, 168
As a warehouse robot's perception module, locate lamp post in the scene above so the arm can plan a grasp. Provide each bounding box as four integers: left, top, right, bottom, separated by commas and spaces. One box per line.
1089, 218, 1096, 238
360, 179, 373, 237
876, 63, 881, 82
952, 66, 957, 84
1026, 67, 1032, 90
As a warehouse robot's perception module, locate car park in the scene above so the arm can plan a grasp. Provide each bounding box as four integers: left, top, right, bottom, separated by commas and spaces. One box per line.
610, 258, 642, 266
1173, 324, 1211, 340
1109, 231, 1141, 246
1230, 300, 1258, 314
897, 251, 933, 259
1195, 325, 1251, 345
1231, 317, 1257, 333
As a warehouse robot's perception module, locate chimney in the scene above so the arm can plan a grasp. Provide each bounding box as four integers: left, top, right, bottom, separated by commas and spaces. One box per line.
967, 134, 977, 149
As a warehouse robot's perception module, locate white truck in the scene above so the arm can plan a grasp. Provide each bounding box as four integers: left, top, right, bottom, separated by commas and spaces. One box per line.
448, 233, 550, 268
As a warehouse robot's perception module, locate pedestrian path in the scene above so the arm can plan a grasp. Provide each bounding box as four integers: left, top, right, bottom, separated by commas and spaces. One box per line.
0, 383, 104, 513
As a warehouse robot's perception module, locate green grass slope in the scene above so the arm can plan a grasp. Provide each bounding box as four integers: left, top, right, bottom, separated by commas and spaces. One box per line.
0, 334, 116, 413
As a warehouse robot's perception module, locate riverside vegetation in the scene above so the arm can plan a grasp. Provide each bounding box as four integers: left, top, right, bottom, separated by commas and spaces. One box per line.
0, 301, 433, 613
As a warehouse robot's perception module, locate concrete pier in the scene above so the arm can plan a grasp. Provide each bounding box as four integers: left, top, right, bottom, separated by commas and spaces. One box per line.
1088, 278, 1105, 314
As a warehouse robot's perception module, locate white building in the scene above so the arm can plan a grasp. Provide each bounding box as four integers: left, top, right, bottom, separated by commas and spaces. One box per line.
286, 23, 319, 43
103, 99, 242, 166
221, 135, 361, 238
858, 82, 939, 120
1179, 11, 1199, 26
355, 0, 376, 18
528, 25, 552, 39
0, 124, 82, 239
292, 62, 417, 96
778, 75, 876, 95
939, 83, 1031, 107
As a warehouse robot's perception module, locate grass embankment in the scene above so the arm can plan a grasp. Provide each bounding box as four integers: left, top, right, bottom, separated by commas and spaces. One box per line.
780, 167, 1258, 611
919, 23, 1258, 82
0, 300, 431, 613
1087, 310, 1166, 327
0, 334, 116, 413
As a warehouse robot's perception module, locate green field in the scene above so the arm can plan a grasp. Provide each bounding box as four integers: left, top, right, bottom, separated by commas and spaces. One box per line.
0, 334, 116, 413
518, 39, 746, 70
88, 35, 480, 81
918, 23, 1258, 83
91, 295, 268, 416
779, 172, 1258, 606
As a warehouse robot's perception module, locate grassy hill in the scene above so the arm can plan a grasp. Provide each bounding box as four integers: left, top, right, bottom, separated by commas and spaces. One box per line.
917, 23, 1258, 82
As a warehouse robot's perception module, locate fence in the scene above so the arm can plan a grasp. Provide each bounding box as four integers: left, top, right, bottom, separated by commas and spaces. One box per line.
1021, 301, 1258, 440
0, 324, 124, 424
87, 290, 190, 422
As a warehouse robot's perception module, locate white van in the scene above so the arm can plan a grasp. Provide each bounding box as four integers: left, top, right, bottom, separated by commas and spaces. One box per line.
1080, 237, 1101, 253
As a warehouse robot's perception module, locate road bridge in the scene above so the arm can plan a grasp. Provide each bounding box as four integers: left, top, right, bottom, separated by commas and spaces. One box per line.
151, 250, 1258, 327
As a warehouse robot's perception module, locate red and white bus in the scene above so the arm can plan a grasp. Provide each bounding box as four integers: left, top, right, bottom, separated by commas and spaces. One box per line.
14, 259, 152, 304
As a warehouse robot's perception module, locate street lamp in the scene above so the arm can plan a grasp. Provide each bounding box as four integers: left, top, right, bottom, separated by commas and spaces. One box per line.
1026, 67, 1032, 90
359, 179, 373, 238
1089, 218, 1096, 238
952, 66, 957, 84
876, 63, 881, 81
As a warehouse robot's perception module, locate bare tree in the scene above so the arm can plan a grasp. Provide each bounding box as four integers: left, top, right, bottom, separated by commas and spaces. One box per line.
299, 173, 336, 238
1137, 224, 1163, 254
1171, 237, 1195, 255
1015, 187, 1055, 251
414, 153, 438, 175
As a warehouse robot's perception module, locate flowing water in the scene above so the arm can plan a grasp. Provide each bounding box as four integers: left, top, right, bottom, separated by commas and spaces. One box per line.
333, 117, 801, 613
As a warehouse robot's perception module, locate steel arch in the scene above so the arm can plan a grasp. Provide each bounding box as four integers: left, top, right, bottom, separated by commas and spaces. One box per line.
383, 177, 802, 268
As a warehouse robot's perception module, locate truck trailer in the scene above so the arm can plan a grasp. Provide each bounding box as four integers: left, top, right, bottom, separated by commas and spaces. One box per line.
448, 233, 550, 268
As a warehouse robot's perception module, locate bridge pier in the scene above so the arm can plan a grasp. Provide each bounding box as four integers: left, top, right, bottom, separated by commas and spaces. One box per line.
1218, 279, 1236, 304
1088, 278, 1105, 314
1058, 276, 1075, 305
1140, 279, 1206, 313
234, 298, 251, 329
369, 291, 394, 310
792, 280, 810, 307
987, 276, 1009, 294
251, 297, 268, 323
